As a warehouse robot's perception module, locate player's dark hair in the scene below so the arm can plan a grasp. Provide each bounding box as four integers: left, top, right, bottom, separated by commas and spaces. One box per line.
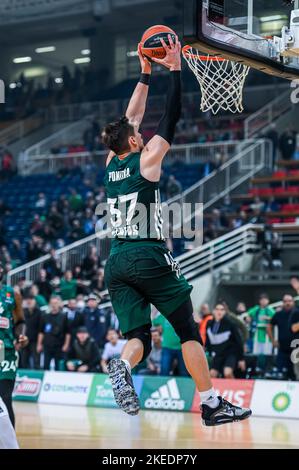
102, 116, 135, 154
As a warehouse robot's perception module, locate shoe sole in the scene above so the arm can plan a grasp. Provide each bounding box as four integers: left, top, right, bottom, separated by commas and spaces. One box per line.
202, 409, 252, 427
107, 359, 140, 416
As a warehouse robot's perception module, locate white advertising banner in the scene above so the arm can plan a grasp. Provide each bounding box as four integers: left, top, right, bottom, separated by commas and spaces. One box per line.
251, 380, 299, 419
39, 371, 93, 405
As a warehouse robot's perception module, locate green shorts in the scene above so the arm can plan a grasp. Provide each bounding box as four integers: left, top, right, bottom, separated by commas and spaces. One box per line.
0, 348, 18, 381
104, 242, 193, 335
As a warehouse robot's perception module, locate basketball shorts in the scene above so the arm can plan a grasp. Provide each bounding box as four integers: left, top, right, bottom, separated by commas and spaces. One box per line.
0, 349, 18, 382
104, 243, 193, 335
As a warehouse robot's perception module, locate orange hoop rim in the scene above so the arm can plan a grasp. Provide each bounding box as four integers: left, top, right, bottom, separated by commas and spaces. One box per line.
182, 45, 226, 61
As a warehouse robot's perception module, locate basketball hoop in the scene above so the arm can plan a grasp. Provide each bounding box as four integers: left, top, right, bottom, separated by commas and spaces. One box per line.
182, 46, 250, 115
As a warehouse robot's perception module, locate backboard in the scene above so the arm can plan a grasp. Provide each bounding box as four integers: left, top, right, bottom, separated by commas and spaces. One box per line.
183, 0, 299, 79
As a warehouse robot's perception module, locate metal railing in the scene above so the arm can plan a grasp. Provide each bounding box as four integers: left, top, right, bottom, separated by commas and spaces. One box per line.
23, 117, 93, 160
18, 140, 242, 176
0, 114, 45, 147
168, 139, 272, 212
8, 140, 271, 285
244, 89, 292, 139
177, 224, 259, 282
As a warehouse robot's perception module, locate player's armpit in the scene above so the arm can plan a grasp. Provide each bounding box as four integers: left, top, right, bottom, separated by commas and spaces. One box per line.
140, 135, 170, 182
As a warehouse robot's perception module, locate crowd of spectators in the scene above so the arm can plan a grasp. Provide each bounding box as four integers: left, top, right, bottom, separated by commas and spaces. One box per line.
9, 259, 298, 381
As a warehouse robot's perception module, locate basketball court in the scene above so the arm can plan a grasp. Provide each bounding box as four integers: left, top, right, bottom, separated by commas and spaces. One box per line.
15, 402, 299, 449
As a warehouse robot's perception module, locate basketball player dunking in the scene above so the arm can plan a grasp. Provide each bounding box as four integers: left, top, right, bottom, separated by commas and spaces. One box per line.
102, 35, 252, 426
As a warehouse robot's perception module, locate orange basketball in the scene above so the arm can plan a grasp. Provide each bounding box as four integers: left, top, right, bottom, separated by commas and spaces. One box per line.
140, 25, 176, 60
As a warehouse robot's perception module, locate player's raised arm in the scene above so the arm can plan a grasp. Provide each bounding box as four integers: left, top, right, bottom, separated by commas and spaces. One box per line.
104, 44, 151, 166
125, 43, 151, 126
140, 35, 182, 182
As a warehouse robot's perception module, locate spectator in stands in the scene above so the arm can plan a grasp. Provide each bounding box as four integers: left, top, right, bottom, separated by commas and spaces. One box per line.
35, 193, 47, 209
264, 196, 280, 213
235, 302, 247, 317
246, 293, 275, 362
259, 224, 283, 270
29, 284, 48, 308
0, 149, 15, 181
43, 249, 62, 279
152, 310, 188, 377
47, 206, 64, 237
0, 199, 11, 216
198, 303, 213, 346
54, 270, 79, 301
37, 295, 71, 370
166, 175, 182, 199
68, 218, 86, 243
250, 196, 264, 212
101, 329, 127, 373
36, 269, 53, 302
63, 298, 84, 338
68, 188, 84, 212
205, 302, 246, 379
66, 326, 101, 373
279, 128, 297, 161
81, 245, 101, 279
267, 294, 299, 380
138, 328, 162, 375
290, 276, 299, 302
20, 295, 42, 369
83, 294, 110, 350
290, 310, 299, 380
220, 300, 248, 345
26, 235, 45, 262
90, 267, 106, 295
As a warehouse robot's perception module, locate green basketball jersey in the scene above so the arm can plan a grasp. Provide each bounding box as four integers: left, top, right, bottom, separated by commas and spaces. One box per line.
104, 152, 164, 251
0, 285, 16, 350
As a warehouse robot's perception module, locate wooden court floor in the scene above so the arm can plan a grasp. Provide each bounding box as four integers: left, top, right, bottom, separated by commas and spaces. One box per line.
15, 402, 299, 449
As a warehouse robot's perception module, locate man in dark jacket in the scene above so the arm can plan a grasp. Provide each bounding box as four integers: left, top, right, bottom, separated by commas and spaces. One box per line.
83, 294, 110, 350
37, 296, 71, 370
267, 294, 299, 379
206, 302, 246, 379
66, 327, 101, 372
63, 298, 84, 339
20, 295, 42, 369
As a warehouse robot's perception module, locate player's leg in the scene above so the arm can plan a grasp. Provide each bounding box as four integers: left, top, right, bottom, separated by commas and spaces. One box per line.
105, 254, 152, 415
166, 299, 252, 425
0, 379, 15, 427
0, 397, 19, 449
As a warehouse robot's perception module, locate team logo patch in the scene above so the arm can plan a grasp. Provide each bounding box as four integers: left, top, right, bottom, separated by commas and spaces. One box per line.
0, 317, 9, 329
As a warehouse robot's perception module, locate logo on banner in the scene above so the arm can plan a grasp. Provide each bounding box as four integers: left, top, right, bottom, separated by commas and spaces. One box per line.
144, 379, 185, 410
272, 392, 291, 413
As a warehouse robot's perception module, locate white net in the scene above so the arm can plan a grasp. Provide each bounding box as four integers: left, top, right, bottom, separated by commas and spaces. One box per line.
183, 46, 250, 115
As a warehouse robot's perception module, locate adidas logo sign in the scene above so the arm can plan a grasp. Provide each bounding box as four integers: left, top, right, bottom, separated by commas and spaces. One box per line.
145, 379, 185, 411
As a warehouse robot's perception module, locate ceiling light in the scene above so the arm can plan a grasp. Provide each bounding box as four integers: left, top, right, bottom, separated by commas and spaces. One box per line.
9, 83, 17, 89
81, 49, 90, 55
74, 57, 91, 64
13, 56, 32, 64
55, 77, 63, 84
35, 46, 56, 53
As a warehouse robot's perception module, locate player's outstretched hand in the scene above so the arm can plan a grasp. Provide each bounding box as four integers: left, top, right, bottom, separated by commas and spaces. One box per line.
138, 42, 152, 74
151, 34, 181, 71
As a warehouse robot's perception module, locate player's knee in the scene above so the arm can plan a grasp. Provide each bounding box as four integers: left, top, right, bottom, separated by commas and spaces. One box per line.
167, 299, 203, 345
125, 323, 152, 362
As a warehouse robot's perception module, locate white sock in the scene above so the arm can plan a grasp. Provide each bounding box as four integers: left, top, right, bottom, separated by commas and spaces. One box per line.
122, 359, 131, 373
200, 388, 220, 408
